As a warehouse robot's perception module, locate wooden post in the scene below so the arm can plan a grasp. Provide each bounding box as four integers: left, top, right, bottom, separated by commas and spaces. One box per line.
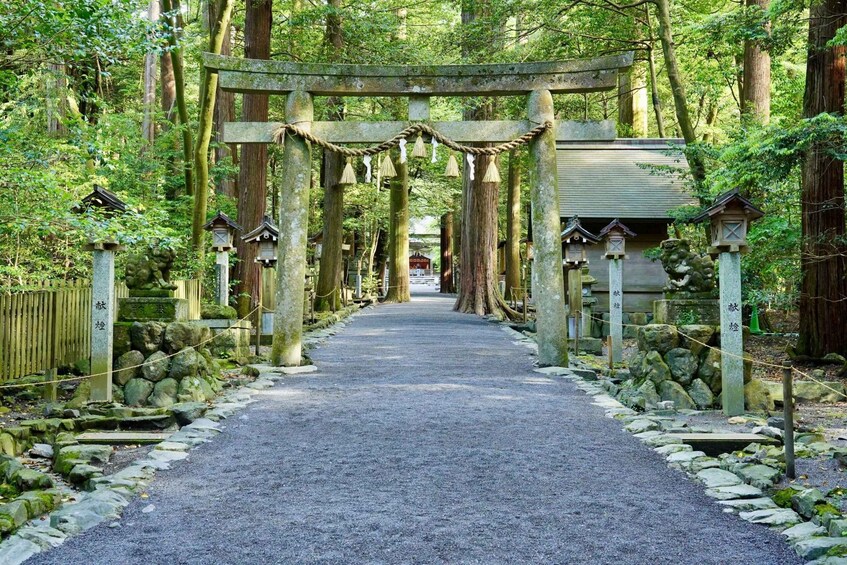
271, 90, 313, 367
527, 89, 568, 367
44, 290, 58, 402
782, 361, 795, 479
719, 250, 745, 415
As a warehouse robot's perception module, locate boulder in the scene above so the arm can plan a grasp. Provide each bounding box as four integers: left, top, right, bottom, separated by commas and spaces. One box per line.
54, 444, 112, 475
113, 350, 144, 386
642, 351, 671, 385
111, 384, 125, 404
124, 378, 154, 407
664, 348, 698, 385
168, 348, 201, 381
178, 377, 213, 403
697, 348, 722, 394
141, 351, 169, 382
687, 379, 714, 409
171, 402, 208, 426
679, 325, 715, 357
629, 312, 648, 326
658, 380, 697, 410
636, 380, 661, 410
200, 303, 237, 320
164, 322, 211, 354
637, 324, 679, 355
129, 321, 166, 356
745, 379, 774, 412
149, 378, 179, 408
792, 488, 826, 520
628, 351, 646, 380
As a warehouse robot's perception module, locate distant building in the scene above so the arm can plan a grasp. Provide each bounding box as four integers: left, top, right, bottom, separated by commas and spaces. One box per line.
557, 140, 696, 313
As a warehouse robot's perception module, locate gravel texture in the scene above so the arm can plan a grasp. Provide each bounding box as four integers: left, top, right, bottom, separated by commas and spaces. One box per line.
30, 293, 800, 564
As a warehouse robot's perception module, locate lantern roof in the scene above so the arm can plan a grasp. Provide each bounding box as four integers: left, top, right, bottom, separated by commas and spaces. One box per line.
560, 215, 600, 243
691, 189, 764, 223
241, 216, 279, 243
73, 185, 127, 214
203, 210, 242, 232
598, 218, 636, 239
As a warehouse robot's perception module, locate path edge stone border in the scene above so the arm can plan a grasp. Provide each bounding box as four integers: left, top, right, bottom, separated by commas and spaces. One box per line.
0, 305, 367, 565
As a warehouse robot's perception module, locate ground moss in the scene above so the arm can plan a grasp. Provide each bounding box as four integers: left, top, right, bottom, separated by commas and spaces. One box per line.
772, 487, 799, 508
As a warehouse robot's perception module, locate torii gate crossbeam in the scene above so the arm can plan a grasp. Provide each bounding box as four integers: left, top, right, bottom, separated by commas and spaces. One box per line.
204, 52, 633, 368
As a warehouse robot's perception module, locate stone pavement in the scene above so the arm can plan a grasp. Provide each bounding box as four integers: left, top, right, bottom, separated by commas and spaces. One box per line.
30, 292, 800, 564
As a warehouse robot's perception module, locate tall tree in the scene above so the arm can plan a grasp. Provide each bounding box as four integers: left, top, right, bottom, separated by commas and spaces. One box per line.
796, 0, 847, 357
161, 0, 194, 195
503, 151, 521, 301
234, 0, 272, 318
315, 0, 346, 312
740, 0, 771, 124
454, 0, 513, 317
439, 211, 455, 293
141, 0, 160, 145
190, 0, 235, 253
618, 65, 649, 137
213, 5, 237, 198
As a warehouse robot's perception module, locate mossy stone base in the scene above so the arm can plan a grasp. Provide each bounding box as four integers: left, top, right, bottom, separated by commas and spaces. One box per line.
653, 298, 719, 326
129, 289, 175, 298
118, 297, 188, 322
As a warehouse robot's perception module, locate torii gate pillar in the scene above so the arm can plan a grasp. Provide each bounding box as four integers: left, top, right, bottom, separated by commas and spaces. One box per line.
271, 90, 313, 366
528, 90, 569, 366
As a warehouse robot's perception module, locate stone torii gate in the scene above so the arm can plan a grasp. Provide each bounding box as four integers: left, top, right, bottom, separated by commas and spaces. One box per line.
204, 52, 633, 368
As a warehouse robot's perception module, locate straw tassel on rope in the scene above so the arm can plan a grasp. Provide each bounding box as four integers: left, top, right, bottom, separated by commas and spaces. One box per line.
482, 155, 501, 183
380, 153, 397, 178
444, 152, 460, 178
340, 157, 357, 185
412, 133, 427, 159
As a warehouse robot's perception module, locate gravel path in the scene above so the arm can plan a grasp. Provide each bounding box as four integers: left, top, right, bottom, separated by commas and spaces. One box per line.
30, 293, 799, 564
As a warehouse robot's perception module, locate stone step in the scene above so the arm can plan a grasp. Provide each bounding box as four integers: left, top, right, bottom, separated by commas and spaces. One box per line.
76, 432, 172, 445
666, 433, 780, 456
117, 414, 176, 431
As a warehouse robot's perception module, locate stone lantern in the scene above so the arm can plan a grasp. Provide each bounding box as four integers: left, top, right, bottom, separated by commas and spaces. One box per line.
74, 185, 127, 403
560, 216, 599, 347
693, 189, 764, 255
242, 216, 280, 268
242, 217, 280, 353
204, 211, 242, 307
599, 219, 636, 363
561, 216, 599, 268
204, 211, 241, 252
693, 189, 764, 416
599, 218, 636, 259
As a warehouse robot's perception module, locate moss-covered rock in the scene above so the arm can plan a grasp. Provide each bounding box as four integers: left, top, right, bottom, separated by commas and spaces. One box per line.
114, 350, 144, 386
745, 379, 774, 412
168, 348, 201, 380
658, 380, 697, 410
0, 500, 29, 527
54, 444, 112, 476
664, 348, 698, 385
164, 322, 211, 354
642, 351, 671, 385
149, 378, 179, 408
141, 351, 169, 382
687, 378, 714, 409
11, 468, 53, 490
124, 377, 155, 406
130, 321, 167, 356
637, 324, 679, 355
201, 303, 237, 320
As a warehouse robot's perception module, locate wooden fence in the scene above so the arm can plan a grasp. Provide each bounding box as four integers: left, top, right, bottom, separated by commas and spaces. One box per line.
0, 279, 202, 382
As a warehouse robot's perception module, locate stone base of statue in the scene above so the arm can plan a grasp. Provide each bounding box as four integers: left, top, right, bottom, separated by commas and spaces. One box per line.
118, 290, 188, 322
653, 292, 719, 326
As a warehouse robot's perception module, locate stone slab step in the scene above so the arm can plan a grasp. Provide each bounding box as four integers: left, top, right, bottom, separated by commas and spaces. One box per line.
76, 432, 173, 445
666, 433, 779, 456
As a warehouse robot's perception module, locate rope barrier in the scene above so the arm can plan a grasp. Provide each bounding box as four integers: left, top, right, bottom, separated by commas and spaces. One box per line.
590, 312, 847, 401
273, 121, 553, 157
0, 306, 261, 390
